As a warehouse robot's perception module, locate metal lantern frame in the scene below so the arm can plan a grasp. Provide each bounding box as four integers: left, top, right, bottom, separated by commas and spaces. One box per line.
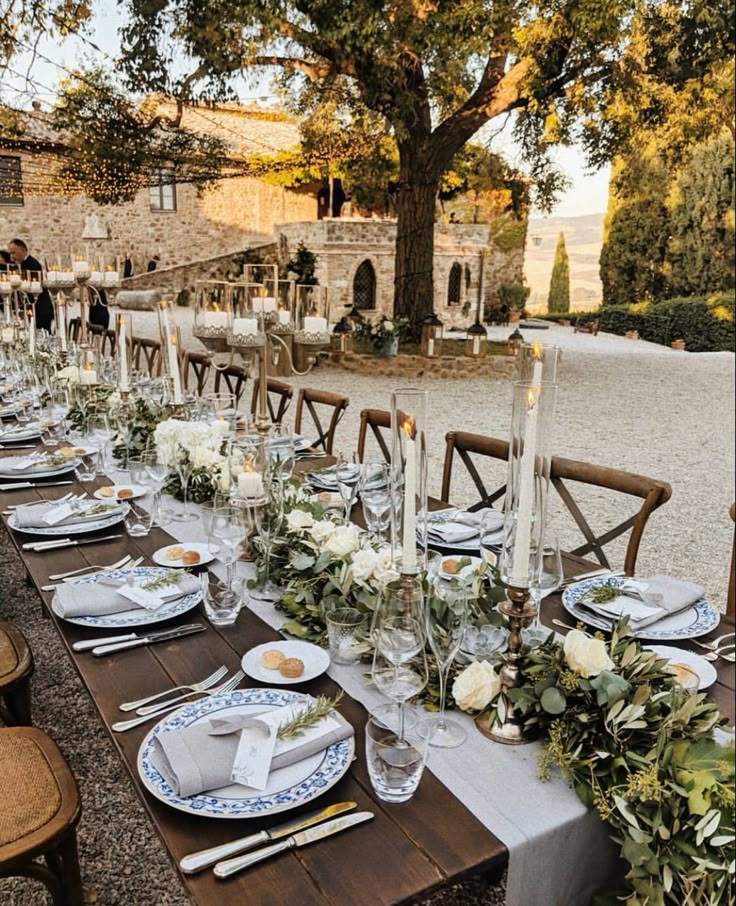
420, 312, 444, 358
331, 316, 354, 356
465, 320, 488, 358
506, 328, 524, 357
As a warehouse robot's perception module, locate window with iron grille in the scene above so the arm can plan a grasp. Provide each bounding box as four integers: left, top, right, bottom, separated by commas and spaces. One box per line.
447, 262, 462, 305
149, 170, 177, 212
353, 259, 377, 310
0, 156, 23, 206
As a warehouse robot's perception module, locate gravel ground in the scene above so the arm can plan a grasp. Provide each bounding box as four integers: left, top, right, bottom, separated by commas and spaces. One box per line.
1, 314, 732, 905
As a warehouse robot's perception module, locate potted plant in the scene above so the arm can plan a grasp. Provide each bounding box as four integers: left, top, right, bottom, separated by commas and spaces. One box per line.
498, 282, 531, 324
355, 315, 409, 357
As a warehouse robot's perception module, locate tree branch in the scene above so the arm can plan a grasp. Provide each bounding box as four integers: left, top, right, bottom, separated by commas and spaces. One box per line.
251, 54, 330, 82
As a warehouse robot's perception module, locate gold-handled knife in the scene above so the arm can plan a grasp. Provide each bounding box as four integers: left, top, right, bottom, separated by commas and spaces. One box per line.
214, 811, 374, 879
179, 801, 358, 874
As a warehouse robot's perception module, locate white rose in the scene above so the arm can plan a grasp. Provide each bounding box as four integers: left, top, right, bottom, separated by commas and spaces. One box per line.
286, 509, 314, 532
310, 520, 337, 545
383, 320, 395, 333
324, 524, 361, 558
563, 629, 614, 678
452, 660, 501, 712
373, 548, 398, 584
351, 548, 378, 582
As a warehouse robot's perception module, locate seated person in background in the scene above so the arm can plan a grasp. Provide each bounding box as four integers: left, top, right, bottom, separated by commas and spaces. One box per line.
8, 238, 54, 332
147, 254, 160, 272
0, 249, 11, 268
88, 288, 110, 331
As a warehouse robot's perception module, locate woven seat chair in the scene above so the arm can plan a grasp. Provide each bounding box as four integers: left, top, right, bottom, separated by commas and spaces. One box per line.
441, 430, 672, 576
182, 351, 211, 396
0, 622, 33, 726
214, 363, 248, 406
250, 378, 294, 425
0, 727, 83, 905
356, 408, 392, 463
728, 502, 735, 619
294, 388, 349, 454
130, 337, 162, 377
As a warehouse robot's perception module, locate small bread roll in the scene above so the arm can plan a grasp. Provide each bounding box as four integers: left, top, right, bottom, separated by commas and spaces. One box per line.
98, 486, 114, 498
260, 649, 286, 670
73, 448, 86, 455
279, 657, 305, 679
117, 488, 134, 499
166, 546, 185, 561
181, 550, 201, 566
443, 558, 460, 575
59, 446, 73, 455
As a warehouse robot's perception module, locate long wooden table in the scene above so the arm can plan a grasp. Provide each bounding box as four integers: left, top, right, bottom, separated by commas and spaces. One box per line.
1, 464, 733, 904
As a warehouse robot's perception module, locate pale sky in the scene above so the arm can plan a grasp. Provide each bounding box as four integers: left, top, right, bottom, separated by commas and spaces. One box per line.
4, 6, 609, 218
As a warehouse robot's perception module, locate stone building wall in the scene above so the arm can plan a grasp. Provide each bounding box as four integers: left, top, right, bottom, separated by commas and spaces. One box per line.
277, 219, 525, 327
0, 151, 316, 273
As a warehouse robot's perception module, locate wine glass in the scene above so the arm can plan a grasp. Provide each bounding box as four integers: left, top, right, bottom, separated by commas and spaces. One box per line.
335, 453, 359, 521
141, 449, 172, 526
172, 450, 199, 523
211, 505, 247, 590
249, 488, 284, 600
479, 509, 504, 576
360, 462, 391, 542
89, 413, 115, 472
425, 582, 470, 747
267, 424, 296, 485
529, 535, 563, 632
371, 648, 428, 738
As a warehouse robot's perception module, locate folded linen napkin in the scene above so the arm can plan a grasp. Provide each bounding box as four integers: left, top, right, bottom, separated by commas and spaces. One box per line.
14, 501, 122, 529
578, 576, 705, 631
426, 510, 503, 544
55, 573, 200, 618
3, 454, 52, 473
0, 423, 38, 439
151, 705, 354, 798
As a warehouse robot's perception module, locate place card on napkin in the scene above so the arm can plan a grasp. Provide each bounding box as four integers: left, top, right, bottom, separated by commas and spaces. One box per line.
151, 705, 353, 798
43, 503, 76, 526
15, 501, 121, 529
579, 576, 705, 631
229, 718, 277, 791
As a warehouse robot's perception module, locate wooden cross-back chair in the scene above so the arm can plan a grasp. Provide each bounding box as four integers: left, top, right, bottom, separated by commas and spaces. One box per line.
441, 430, 672, 576
357, 408, 392, 463
182, 351, 211, 397
97, 328, 116, 358
214, 363, 248, 406
250, 378, 294, 425
131, 336, 163, 377
294, 388, 350, 454
67, 318, 81, 345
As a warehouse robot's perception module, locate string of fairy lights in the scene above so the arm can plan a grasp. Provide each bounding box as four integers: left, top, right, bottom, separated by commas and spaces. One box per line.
0, 20, 381, 200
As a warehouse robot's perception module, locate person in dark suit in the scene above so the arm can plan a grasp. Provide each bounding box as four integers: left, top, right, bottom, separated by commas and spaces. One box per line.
8, 239, 54, 332
88, 288, 110, 331
123, 254, 133, 278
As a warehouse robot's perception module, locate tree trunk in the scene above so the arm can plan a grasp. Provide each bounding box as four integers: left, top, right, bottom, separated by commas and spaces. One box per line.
394, 134, 438, 339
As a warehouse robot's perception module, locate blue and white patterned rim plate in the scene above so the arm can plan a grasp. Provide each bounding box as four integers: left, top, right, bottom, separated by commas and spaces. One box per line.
137, 688, 354, 819
50, 565, 204, 628
562, 576, 720, 641
0, 457, 79, 480
0, 424, 43, 441
8, 500, 128, 536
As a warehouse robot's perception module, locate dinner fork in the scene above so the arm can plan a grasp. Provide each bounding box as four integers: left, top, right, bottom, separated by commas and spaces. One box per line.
690, 632, 735, 652
119, 665, 230, 712
48, 554, 133, 581
3, 491, 75, 515
112, 671, 245, 733
134, 666, 230, 715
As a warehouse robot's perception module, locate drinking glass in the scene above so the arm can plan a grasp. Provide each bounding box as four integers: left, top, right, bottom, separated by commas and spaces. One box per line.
326, 607, 367, 665
128, 457, 150, 488
267, 424, 296, 484
211, 505, 247, 589
124, 504, 154, 538
335, 453, 360, 521
172, 456, 199, 523
365, 712, 431, 803
74, 448, 99, 483
425, 583, 470, 747
249, 492, 284, 601
480, 509, 504, 575
530, 535, 563, 631
89, 413, 115, 471
201, 573, 243, 627
360, 462, 391, 542
141, 449, 171, 526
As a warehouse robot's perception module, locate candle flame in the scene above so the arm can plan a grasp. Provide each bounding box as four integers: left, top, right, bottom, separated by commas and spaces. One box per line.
169, 332, 177, 346
84, 362, 93, 371
401, 416, 416, 440
526, 387, 536, 408
160, 299, 168, 310
244, 453, 255, 473
531, 342, 543, 360
212, 302, 220, 312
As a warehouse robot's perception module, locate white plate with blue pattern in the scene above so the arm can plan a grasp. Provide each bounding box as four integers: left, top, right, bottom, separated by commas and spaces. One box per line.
7, 500, 128, 537
50, 566, 203, 628
562, 576, 720, 641
137, 688, 354, 819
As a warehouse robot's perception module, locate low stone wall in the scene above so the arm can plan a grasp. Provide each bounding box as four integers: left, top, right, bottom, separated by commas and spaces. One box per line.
322, 352, 515, 379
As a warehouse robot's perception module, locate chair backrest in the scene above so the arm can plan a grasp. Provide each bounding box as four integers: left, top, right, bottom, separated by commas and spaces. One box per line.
68, 317, 81, 344
441, 430, 672, 576
131, 336, 163, 377
183, 351, 211, 396
99, 328, 117, 358
728, 502, 735, 619
294, 387, 350, 454
250, 378, 294, 425
357, 408, 392, 463
214, 363, 248, 405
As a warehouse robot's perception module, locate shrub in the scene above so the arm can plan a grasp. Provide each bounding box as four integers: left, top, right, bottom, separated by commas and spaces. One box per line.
498, 282, 530, 310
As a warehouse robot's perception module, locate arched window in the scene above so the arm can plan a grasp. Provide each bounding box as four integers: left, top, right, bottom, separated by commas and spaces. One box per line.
353, 259, 377, 310
447, 262, 462, 305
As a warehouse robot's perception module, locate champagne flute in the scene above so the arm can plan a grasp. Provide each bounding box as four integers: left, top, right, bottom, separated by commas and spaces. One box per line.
360, 462, 391, 542
425, 583, 470, 747
172, 450, 199, 523
335, 452, 359, 521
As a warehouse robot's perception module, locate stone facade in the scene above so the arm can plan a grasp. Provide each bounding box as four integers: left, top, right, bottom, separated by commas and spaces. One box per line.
324, 352, 516, 379
277, 219, 525, 327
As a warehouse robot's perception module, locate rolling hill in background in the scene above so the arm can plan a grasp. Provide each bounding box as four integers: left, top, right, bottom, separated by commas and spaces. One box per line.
524, 212, 605, 313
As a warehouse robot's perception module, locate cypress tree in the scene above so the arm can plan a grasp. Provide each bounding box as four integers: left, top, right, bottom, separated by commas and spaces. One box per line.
547, 232, 571, 313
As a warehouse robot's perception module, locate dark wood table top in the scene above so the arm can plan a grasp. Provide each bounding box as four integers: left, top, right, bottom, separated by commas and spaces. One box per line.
0, 470, 507, 906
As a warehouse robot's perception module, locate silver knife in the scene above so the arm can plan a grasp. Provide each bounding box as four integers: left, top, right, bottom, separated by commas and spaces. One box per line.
214, 812, 374, 878
73, 624, 204, 652
180, 802, 358, 874
0, 480, 74, 491
92, 624, 206, 656
23, 534, 123, 552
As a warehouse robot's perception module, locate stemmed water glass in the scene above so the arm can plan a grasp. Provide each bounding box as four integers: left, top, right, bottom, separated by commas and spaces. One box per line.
529, 535, 563, 632
360, 462, 391, 542
211, 505, 247, 590
424, 582, 470, 747
172, 448, 199, 523
141, 449, 171, 526
249, 485, 284, 600
335, 453, 360, 521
